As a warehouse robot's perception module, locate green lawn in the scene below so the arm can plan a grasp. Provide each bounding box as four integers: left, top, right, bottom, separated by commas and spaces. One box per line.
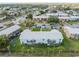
42, 28, 51, 31
67, 21, 79, 24
31, 28, 51, 31
31, 28, 40, 31
9, 37, 22, 52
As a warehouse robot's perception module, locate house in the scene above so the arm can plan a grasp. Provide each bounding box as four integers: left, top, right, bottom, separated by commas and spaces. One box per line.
12, 15, 27, 25
70, 24, 79, 28
0, 25, 20, 38
0, 23, 6, 31
58, 16, 70, 21
0, 23, 4, 28
16, 16, 27, 22
46, 12, 68, 17
33, 15, 48, 22
0, 16, 6, 22
70, 16, 79, 20
59, 16, 79, 21
64, 24, 79, 28
20, 29, 63, 45
63, 26, 79, 39
33, 11, 40, 16
46, 13, 58, 16
51, 24, 61, 30
65, 10, 79, 16
32, 24, 50, 29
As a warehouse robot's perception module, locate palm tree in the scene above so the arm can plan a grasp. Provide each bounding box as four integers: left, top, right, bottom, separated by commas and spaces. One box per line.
27, 13, 33, 20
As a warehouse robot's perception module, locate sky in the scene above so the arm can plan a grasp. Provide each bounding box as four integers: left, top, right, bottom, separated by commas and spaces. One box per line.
0, 0, 79, 4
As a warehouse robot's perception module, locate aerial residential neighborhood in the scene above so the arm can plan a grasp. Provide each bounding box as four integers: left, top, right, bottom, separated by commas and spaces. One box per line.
1, 3, 79, 56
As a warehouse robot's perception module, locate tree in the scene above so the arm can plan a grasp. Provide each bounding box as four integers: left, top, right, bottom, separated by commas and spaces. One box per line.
64, 7, 71, 10
20, 19, 35, 30
56, 5, 63, 10
2, 11, 8, 16
47, 16, 59, 24
27, 13, 33, 20
0, 35, 9, 52
0, 35, 7, 48
19, 22, 26, 31
67, 11, 73, 15
25, 20, 35, 27
39, 10, 45, 14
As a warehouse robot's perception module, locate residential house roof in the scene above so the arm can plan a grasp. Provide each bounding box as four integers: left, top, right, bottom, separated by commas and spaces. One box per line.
0, 25, 20, 36
20, 29, 63, 41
